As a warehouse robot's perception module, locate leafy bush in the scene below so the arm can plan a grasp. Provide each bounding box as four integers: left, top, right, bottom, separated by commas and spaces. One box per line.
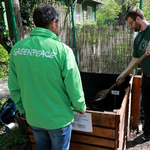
0, 44, 9, 79
96, 0, 121, 26
0, 126, 29, 150
0, 18, 13, 53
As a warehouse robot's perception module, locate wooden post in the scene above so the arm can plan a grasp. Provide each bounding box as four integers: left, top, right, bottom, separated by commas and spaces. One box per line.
131, 75, 142, 129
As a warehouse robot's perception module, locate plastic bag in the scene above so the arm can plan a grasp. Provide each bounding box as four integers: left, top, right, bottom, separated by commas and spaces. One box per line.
0, 98, 18, 124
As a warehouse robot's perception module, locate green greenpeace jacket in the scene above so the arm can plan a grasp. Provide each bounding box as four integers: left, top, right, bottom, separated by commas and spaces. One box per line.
8, 27, 86, 129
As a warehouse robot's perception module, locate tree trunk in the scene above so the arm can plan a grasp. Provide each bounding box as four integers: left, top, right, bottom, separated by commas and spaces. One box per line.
5, 0, 24, 42
13, 0, 24, 41
5, 0, 15, 43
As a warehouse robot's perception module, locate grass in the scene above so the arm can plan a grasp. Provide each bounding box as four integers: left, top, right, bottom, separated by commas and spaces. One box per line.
0, 125, 29, 150
0, 98, 8, 109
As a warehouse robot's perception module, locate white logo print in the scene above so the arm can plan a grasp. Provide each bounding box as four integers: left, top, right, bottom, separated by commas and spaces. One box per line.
139, 39, 148, 53
13, 48, 57, 58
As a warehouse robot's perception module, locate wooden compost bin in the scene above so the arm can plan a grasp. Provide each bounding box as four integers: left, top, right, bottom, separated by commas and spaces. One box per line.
70, 72, 132, 150
25, 72, 132, 150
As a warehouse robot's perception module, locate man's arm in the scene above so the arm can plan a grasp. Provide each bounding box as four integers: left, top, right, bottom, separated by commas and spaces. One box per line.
61, 46, 86, 114
146, 41, 150, 55
117, 41, 150, 85
116, 57, 139, 85
8, 52, 25, 114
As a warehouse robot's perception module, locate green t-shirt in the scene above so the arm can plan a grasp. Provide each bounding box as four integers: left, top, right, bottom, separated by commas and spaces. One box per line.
133, 24, 150, 74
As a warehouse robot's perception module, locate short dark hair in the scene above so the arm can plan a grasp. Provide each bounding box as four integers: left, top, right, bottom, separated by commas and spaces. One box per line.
125, 7, 145, 21
33, 4, 59, 28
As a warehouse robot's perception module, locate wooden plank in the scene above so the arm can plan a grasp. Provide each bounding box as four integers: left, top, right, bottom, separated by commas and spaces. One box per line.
131, 75, 141, 129
86, 110, 116, 128
118, 110, 125, 150
113, 86, 131, 150
25, 122, 36, 150
113, 87, 129, 116
114, 115, 120, 150
114, 87, 130, 149
70, 142, 113, 150
120, 88, 130, 121
31, 144, 36, 150
122, 98, 130, 150
127, 77, 133, 140
72, 126, 115, 139
26, 126, 32, 134
71, 133, 115, 148
29, 134, 36, 143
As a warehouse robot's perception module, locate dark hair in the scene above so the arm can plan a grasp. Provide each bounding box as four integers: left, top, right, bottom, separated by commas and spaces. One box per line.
33, 4, 59, 28
125, 7, 145, 21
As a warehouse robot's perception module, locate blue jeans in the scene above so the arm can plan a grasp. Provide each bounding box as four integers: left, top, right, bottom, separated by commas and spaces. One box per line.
29, 124, 72, 150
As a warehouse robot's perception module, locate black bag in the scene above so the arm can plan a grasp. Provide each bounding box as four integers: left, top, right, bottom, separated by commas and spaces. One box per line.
0, 98, 18, 124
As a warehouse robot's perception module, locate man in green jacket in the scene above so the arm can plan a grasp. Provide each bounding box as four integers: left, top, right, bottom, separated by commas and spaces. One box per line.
8, 4, 86, 150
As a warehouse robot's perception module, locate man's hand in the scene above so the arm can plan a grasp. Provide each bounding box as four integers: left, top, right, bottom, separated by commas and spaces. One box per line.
73, 109, 86, 115
116, 75, 124, 85
72, 106, 86, 115
20, 113, 26, 120
79, 110, 86, 115
146, 41, 150, 55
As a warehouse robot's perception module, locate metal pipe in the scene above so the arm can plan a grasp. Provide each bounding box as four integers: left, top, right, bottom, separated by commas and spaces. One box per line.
2, 2, 9, 31
139, 0, 143, 10
8, 0, 19, 42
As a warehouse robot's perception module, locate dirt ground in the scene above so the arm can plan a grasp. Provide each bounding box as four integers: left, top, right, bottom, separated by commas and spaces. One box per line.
126, 105, 150, 150
126, 129, 150, 150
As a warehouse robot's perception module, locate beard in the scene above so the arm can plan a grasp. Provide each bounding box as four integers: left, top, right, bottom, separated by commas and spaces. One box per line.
54, 23, 60, 36
134, 22, 141, 32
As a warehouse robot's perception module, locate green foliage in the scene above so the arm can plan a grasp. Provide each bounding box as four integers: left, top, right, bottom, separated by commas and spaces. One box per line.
124, 0, 150, 22
96, 0, 150, 26
0, 99, 29, 150
75, 20, 96, 29
0, 2, 13, 53
96, 0, 121, 26
142, 1, 150, 20
96, 12, 105, 26
0, 98, 7, 111
0, 30, 12, 53
19, 0, 39, 29
125, 0, 139, 11
0, 44, 9, 79
0, 127, 29, 150
0, 19, 13, 53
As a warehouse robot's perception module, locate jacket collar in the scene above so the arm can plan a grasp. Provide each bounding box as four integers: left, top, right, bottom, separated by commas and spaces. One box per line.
30, 27, 61, 42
